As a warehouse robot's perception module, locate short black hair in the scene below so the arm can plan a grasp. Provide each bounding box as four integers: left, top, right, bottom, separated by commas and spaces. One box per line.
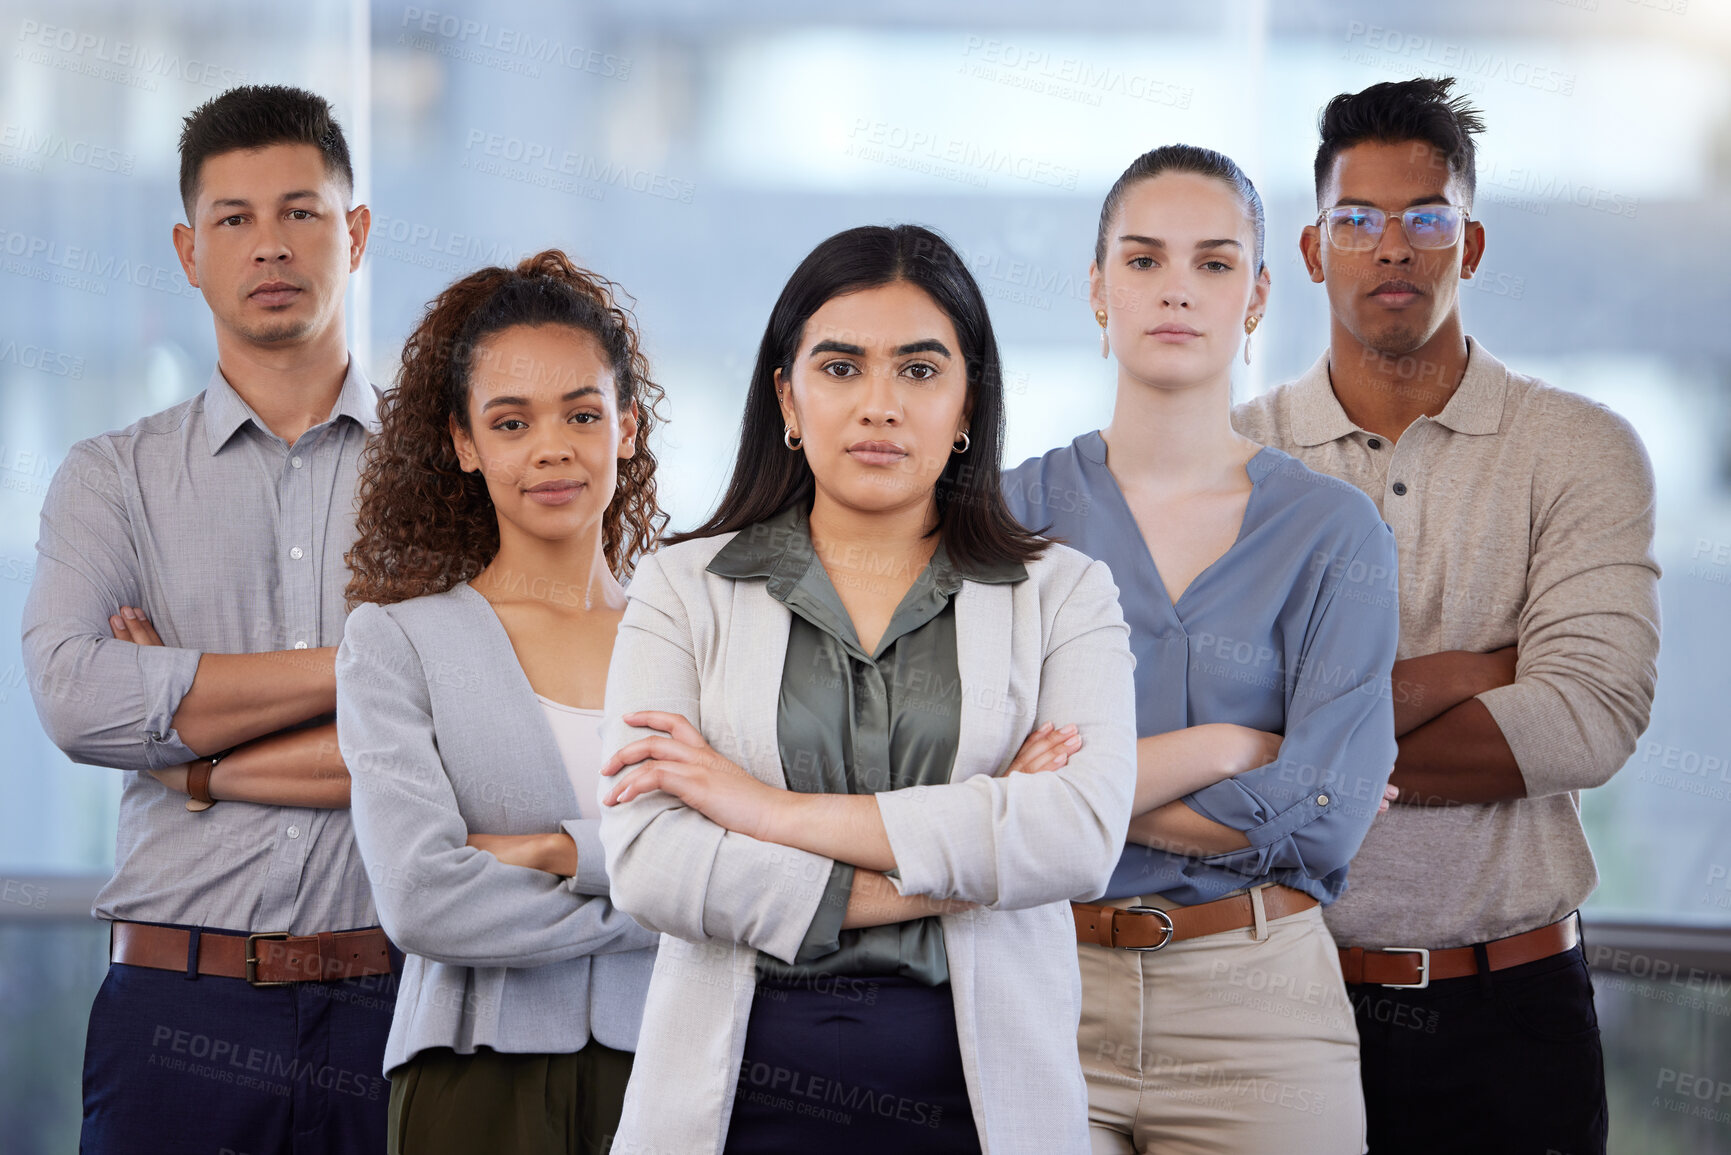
1096, 143, 1265, 275
178, 85, 353, 219
1313, 77, 1485, 208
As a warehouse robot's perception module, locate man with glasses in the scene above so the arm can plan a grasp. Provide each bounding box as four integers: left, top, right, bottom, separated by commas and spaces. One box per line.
1234, 77, 1659, 1154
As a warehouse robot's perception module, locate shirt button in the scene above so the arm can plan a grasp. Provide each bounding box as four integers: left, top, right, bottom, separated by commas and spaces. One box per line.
289, 546, 304, 559
1316, 794, 1330, 806
286, 825, 301, 839
291, 456, 303, 469
294, 641, 309, 650
1391, 482, 1408, 496
1366, 437, 1382, 450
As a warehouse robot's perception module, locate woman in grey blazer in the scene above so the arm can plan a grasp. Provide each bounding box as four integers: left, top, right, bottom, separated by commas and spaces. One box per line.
595, 225, 1138, 1155
336, 251, 665, 1155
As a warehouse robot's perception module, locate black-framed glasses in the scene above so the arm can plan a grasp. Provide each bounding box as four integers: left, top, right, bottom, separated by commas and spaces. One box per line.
1316, 204, 1469, 251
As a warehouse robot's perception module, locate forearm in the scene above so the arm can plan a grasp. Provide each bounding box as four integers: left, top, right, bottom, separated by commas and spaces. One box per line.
1391, 650, 1512, 737
766, 793, 897, 873
1125, 799, 1252, 856
173, 648, 339, 755
840, 868, 961, 929
1132, 726, 1249, 815
210, 721, 350, 808
1391, 699, 1525, 805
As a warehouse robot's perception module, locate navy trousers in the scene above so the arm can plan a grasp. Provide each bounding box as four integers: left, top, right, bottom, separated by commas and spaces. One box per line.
1351, 943, 1608, 1155
723, 974, 982, 1155
81, 923, 399, 1155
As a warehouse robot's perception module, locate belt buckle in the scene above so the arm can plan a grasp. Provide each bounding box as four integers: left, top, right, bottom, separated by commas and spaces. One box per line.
1378, 946, 1430, 989
1120, 906, 1175, 952
245, 932, 293, 988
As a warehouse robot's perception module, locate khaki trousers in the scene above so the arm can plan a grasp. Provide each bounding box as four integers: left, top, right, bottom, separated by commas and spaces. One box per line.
1076, 891, 1366, 1154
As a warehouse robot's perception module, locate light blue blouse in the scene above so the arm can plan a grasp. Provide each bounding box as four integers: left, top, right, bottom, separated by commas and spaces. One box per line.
1003, 431, 1400, 904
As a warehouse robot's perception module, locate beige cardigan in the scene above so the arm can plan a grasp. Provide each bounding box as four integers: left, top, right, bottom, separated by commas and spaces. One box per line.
598, 530, 1137, 1155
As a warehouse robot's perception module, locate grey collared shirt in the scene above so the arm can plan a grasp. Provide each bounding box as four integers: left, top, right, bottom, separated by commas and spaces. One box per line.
21, 361, 381, 934
1233, 339, 1661, 948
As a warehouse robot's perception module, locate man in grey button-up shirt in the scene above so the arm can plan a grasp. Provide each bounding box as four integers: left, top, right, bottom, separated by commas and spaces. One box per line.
21, 86, 392, 1155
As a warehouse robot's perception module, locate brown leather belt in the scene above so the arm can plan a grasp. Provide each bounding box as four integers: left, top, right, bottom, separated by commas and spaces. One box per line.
111, 920, 394, 987
1074, 885, 1319, 951
1338, 913, 1580, 989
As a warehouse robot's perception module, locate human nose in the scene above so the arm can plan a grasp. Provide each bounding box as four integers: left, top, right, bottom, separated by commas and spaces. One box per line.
1373, 214, 1414, 264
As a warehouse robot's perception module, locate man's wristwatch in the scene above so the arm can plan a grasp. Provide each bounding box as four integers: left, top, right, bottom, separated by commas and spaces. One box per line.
185, 749, 229, 812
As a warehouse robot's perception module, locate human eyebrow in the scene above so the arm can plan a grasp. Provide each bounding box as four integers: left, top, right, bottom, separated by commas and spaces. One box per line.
809, 340, 866, 357
1117, 234, 1166, 248
479, 395, 531, 413
1194, 239, 1243, 251
561, 387, 602, 401
893, 340, 951, 358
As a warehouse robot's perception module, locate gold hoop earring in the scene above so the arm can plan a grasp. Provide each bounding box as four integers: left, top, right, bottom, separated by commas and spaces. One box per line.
783, 426, 802, 450
953, 430, 971, 454
1096, 309, 1109, 359
1243, 315, 1261, 366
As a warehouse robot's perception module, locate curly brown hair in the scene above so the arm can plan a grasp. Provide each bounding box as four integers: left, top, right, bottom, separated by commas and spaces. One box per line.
346, 249, 667, 607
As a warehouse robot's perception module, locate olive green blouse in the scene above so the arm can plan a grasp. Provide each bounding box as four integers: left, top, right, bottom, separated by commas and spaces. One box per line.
705, 503, 1027, 985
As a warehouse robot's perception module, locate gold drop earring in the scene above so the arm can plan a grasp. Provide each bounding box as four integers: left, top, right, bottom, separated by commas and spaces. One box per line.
1096, 309, 1109, 359
1243, 314, 1262, 366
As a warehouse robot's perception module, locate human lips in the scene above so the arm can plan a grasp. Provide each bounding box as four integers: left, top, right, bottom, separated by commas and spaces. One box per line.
847, 440, 907, 466
525, 478, 585, 506
248, 279, 304, 308
1368, 279, 1423, 306
1148, 322, 1203, 343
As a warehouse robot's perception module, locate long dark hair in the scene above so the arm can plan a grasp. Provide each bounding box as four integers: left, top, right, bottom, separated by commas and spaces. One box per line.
668, 224, 1045, 571
346, 249, 668, 607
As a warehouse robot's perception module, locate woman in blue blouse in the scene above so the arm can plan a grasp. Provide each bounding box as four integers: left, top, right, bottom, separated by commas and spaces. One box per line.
1004, 145, 1401, 1152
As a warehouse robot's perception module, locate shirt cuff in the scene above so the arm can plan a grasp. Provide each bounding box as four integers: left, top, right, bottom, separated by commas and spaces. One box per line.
1475, 681, 1581, 797
138, 644, 204, 770
793, 861, 854, 964
560, 818, 611, 896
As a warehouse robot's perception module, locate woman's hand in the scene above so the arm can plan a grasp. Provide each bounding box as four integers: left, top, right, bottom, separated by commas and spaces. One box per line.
1377, 783, 1399, 814
999, 721, 1081, 776
600, 710, 786, 841
467, 832, 578, 877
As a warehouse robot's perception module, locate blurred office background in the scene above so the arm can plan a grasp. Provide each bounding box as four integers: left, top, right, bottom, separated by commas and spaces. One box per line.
2, 0, 1728, 1150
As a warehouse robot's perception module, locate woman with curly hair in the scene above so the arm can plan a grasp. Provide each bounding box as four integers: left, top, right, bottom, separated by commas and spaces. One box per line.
335, 249, 667, 1155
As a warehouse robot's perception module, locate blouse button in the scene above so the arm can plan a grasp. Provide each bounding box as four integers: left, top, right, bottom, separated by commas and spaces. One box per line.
1316, 794, 1330, 806
1391, 482, 1408, 496
1366, 437, 1382, 450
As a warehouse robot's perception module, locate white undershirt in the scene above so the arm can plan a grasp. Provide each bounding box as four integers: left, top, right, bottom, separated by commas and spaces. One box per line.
536, 695, 605, 819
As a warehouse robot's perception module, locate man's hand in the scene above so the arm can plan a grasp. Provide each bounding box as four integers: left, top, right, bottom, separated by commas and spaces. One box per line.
110, 606, 164, 646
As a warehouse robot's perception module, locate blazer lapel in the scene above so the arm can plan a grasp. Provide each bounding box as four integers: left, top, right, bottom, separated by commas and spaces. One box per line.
719, 580, 792, 789
953, 578, 1018, 782
450, 582, 581, 814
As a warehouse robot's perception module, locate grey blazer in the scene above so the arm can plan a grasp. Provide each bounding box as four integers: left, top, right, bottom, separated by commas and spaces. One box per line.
337, 582, 658, 1074
598, 533, 1137, 1155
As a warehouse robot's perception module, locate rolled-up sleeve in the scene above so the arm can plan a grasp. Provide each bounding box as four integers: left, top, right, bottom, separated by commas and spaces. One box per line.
1476, 408, 1660, 797
598, 551, 836, 965
1184, 523, 1400, 885
20, 441, 202, 771
873, 557, 1137, 908
339, 602, 658, 967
